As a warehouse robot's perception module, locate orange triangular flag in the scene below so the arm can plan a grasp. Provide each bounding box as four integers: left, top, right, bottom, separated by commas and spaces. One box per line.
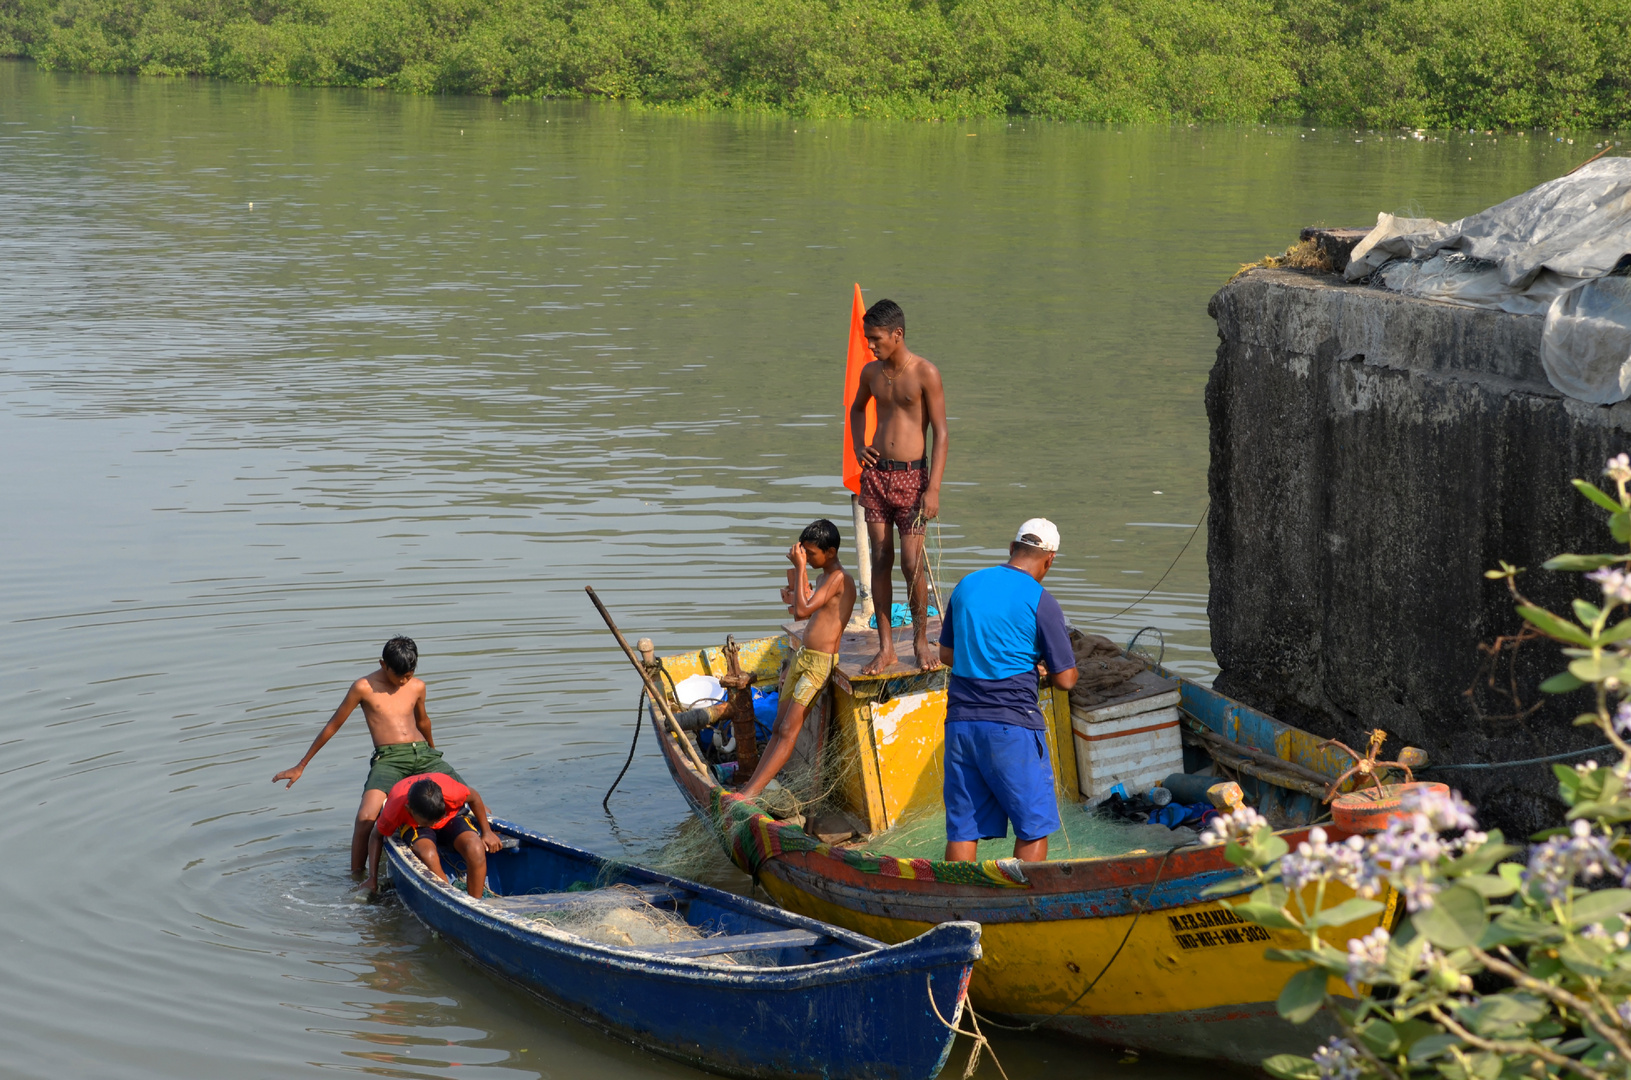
841, 283, 876, 495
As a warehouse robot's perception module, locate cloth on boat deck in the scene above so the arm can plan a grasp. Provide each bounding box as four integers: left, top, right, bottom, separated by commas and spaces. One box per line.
943, 721, 1061, 843
708, 788, 1031, 889
1068, 632, 1149, 708
1341, 158, 1631, 403
867, 601, 940, 629
364, 741, 463, 793
376, 772, 471, 836
859, 464, 928, 534
781, 647, 838, 708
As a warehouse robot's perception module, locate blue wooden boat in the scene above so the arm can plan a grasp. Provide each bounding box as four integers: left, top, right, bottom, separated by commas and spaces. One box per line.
384, 816, 983, 1080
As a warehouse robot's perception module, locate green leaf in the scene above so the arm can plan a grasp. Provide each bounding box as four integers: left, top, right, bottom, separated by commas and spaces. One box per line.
1575, 598, 1605, 626
1613, 511, 1631, 544
1263, 1055, 1319, 1080
1407, 1033, 1460, 1063
1357, 1019, 1401, 1056
1460, 993, 1547, 1035
1570, 656, 1615, 682
1518, 605, 1593, 646
1555, 764, 1584, 799
1456, 873, 1518, 898
1276, 966, 1328, 1024
1412, 885, 1488, 949
1305, 897, 1386, 929
1559, 937, 1616, 978
1444, 835, 1517, 877
1201, 874, 1257, 897
1230, 899, 1300, 930
1570, 888, 1631, 927
1544, 552, 1623, 571
1603, 618, 1631, 644
1540, 671, 1587, 693
1572, 479, 1624, 512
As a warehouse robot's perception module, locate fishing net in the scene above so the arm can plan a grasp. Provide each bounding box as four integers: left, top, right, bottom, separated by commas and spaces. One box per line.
1068, 631, 1149, 708
867, 799, 1198, 863
521, 884, 721, 952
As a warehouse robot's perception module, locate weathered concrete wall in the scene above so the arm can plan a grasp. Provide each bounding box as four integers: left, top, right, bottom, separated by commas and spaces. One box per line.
1207, 267, 1631, 837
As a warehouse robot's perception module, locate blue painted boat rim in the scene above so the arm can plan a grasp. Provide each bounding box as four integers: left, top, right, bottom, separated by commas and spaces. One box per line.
385, 819, 983, 983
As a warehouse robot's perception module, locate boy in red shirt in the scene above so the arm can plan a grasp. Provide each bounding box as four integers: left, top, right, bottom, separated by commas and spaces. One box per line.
361, 772, 500, 899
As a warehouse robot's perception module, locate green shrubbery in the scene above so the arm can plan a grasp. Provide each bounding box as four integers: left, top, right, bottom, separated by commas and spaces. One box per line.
2, 0, 1628, 126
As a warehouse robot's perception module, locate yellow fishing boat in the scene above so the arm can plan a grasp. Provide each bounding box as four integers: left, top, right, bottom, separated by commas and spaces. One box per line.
632, 618, 1394, 1064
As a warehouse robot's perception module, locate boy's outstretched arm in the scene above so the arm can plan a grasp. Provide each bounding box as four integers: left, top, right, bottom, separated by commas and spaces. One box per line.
273, 682, 364, 788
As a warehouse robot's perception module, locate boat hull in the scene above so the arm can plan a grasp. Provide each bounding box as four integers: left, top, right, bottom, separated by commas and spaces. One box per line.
387, 819, 980, 1080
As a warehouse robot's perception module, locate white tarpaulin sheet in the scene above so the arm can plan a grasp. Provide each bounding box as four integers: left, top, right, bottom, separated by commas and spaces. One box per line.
1344, 158, 1631, 403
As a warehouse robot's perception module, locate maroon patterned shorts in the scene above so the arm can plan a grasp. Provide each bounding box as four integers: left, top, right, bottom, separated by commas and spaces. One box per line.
859, 466, 927, 534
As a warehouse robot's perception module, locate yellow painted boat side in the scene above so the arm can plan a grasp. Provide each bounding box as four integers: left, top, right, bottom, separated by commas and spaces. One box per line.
761, 870, 1383, 1018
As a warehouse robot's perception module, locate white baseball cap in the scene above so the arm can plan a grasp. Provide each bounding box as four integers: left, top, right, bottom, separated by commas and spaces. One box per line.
1014, 518, 1060, 552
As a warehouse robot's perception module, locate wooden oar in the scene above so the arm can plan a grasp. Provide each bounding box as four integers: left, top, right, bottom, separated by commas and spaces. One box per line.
585, 586, 714, 780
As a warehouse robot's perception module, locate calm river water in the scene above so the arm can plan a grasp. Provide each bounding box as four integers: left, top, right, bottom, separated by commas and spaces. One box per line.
0, 58, 1601, 1079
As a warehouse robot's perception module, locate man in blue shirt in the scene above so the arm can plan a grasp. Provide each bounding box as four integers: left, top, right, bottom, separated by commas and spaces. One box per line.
937, 518, 1079, 862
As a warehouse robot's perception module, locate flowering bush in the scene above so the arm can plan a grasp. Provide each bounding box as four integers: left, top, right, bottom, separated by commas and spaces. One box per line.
1214, 458, 1631, 1080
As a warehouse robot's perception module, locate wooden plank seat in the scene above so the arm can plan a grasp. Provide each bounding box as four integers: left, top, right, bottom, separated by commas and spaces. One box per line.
632, 929, 828, 958
483, 884, 685, 914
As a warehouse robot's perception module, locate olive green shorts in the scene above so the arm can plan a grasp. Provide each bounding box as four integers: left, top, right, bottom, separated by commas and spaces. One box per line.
781, 647, 837, 708
363, 741, 464, 794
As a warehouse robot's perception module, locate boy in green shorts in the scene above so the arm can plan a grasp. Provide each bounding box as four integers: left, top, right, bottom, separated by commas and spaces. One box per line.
272, 636, 466, 874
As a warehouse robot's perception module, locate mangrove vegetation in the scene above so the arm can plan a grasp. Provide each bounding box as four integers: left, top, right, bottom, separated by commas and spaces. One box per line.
2, 0, 1628, 128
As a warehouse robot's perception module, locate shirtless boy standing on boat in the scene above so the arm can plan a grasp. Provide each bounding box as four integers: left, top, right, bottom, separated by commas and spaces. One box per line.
738, 519, 856, 799
847, 299, 949, 674
272, 636, 467, 875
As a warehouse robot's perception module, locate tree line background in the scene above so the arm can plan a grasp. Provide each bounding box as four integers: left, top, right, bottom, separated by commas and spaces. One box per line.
2, 0, 1628, 128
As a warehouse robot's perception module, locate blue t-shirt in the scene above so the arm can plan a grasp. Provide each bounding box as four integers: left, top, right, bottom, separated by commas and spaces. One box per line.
939, 565, 1076, 730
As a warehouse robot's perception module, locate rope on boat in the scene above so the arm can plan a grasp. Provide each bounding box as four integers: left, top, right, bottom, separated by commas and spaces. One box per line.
1420, 744, 1615, 771
1104, 506, 1209, 621
603, 688, 647, 810
926, 974, 1010, 1080
604, 663, 685, 810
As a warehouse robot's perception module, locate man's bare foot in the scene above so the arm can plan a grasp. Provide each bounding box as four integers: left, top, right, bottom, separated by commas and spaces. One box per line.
860, 636, 898, 675
913, 635, 942, 671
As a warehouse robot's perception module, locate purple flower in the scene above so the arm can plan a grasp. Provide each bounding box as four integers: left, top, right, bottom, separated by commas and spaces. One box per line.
1525, 820, 1624, 901
1281, 828, 1381, 896
1589, 567, 1631, 605
1606, 454, 1631, 484
1199, 806, 1268, 847
1400, 787, 1479, 833
1345, 927, 1390, 989
1313, 1038, 1362, 1080
1616, 705, 1631, 737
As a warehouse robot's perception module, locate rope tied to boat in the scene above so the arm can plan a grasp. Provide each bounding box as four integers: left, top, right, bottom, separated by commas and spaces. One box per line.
972, 842, 1184, 1032
925, 974, 1010, 1080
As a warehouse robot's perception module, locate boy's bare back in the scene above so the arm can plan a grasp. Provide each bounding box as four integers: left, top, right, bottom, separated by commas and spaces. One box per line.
802, 565, 857, 655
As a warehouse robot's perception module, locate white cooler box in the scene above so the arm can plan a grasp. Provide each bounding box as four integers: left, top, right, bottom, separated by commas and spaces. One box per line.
1071, 669, 1184, 802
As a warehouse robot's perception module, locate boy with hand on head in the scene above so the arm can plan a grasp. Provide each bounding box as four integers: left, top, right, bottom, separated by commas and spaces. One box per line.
361, 772, 501, 899
738, 519, 856, 799
272, 636, 467, 875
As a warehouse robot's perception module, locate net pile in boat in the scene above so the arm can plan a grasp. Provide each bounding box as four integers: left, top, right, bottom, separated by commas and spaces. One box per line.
520, 885, 714, 951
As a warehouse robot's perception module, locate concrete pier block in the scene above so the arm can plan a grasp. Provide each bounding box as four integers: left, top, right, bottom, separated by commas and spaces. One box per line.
1207, 267, 1631, 835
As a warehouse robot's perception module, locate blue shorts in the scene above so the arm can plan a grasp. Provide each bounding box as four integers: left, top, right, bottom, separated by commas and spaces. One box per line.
943, 721, 1062, 844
